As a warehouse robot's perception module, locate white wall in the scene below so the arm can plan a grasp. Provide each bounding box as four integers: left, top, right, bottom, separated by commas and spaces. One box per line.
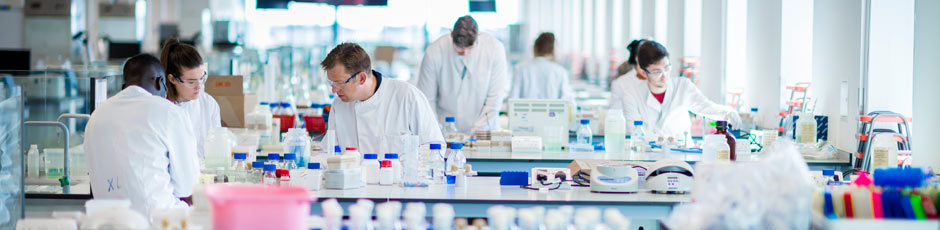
725, 0, 747, 104
743, 0, 779, 128
779, 0, 813, 110
666, 0, 684, 80
0, 10, 24, 49
912, 0, 940, 170
866, 0, 914, 117
812, 0, 864, 152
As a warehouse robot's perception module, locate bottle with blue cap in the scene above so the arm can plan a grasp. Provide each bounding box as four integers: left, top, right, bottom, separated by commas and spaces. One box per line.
362, 153, 381, 185
267, 153, 280, 166
445, 143, 466, 174
574, 119, 594, 152
630, 120, 648, 153
283, 153, 298, 170
305, 162, 322, 190
427, 143, 446, 184
230, 153, 249, 183
443, 117, 459, 144
251, 161, 265, 183
262, 164, 278, 185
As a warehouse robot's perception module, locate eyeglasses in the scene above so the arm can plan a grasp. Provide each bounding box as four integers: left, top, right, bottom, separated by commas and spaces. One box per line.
454, 45, 473, 53
179, 70, 207, 88
329, 71, 361, 89
644, 64, 672, 79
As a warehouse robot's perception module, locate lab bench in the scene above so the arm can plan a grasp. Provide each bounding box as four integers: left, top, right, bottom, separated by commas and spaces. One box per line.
465, 150, 854, 175
312, 176, 688, 222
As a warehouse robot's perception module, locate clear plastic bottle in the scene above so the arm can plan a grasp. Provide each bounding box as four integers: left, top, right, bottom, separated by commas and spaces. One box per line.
796, 111, 817, 144
205, 127, 233, 171
428, 144, 446, 184
285, 128, 311, 167
251, 161, 265, 183
604, 110, 626, 154
630, 121, 647, 153
283, 153, 298, 170
262, 164, 277, 185
248, 103, 274, 145
702, 135, 731, 162
574, 119, 593, 152
870, 134, 899, 169
384, 153, 402, 184
445, 143, 466, 174
363, 154, 381, 185
27, 144, 39, 178
443, 117, 459, 143
231, 153, 249, 183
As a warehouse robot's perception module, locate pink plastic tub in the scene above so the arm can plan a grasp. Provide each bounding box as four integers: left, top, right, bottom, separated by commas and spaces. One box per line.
204, 184, 315, 230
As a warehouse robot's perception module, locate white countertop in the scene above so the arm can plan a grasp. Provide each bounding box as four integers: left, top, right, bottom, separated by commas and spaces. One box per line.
465, 150, 851, 165
314, 177, 689, 205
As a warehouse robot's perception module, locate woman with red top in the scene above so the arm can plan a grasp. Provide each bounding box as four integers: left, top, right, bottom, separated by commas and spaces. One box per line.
609, 40, 742, 140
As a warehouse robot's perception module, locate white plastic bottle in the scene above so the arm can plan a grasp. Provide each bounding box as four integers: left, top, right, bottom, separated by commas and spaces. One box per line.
27, 144, 39, 178
344, 147, 362, 165
702, 134, 731, 162
630, 121, 648, 153
285, 128, 311, 167
443, 117, 459, 143
870, 134, 899, 169
248, 104, 274, 145
427, 144, 446, 184
305, 162, 322, 190
379, 160, 394, 186
574, 119, 593, 152
362, 154, 380, 185
384, 153, 402, 184
795, 111, 817, 144
445, 143, 466, 173
604, 110, 626, 154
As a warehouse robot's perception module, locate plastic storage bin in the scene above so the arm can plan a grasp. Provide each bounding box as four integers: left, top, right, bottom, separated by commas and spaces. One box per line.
204, 184, 315, 230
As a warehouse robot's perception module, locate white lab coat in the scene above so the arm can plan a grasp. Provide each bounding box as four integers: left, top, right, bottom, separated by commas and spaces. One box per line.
328, 71, 445, 154
509, 57, 576, 106
417, 33, 510, 134
85, 86, 199, 217
609, 75, 742, 138
178, 91, 221, 159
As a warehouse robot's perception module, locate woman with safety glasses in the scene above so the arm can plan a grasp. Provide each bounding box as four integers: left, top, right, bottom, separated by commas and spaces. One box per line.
609, 40, 742, 141
161, 38, 221, 160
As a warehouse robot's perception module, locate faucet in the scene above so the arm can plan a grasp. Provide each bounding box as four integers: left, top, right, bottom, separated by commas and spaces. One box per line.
24, 121, 70, 194
57, 113, 90, 124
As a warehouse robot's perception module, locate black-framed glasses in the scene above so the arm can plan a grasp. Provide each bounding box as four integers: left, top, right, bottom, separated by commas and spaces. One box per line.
330, 71, 361, 89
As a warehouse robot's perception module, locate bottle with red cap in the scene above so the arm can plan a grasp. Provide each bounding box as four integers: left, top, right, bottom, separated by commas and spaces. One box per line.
379, 160, 394, 186
276, 169, 291, 185
343, 147, 362, 165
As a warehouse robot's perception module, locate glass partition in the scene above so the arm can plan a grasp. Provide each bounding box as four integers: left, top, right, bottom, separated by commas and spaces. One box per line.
0, 84, 24, 228
1, 67, 122, 197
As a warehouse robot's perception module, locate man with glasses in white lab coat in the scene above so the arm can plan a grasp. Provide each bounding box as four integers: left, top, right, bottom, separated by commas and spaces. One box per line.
324, 43, 444, 154
417, 15, 511, 135
85, 54, 199, 217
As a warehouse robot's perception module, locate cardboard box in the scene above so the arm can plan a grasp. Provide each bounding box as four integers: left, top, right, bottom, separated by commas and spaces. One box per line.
205, 75, 257, 128
373, 46, 396, 64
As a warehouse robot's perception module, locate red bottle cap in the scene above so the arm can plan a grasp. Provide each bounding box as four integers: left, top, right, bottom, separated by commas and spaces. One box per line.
276, 169, 290, 177
345, 147, 358, 151
381, 160, 392, 168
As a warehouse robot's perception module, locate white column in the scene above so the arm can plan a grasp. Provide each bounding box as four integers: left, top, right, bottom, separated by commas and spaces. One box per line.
684, 0, 703, 57
698, 0, 724, 102
629, 0, 642, 41
812, 0, 864, 152
912, 0, 940, 170
610, 0, 624, 49
653, 0, 668, 42
666, 0, 684, 79
641, 0, 655, 38
742, 0, 777, 127
865, 0, 914, 116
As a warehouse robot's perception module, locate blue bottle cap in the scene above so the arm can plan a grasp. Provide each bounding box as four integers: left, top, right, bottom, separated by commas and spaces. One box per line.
264, 164, 276, 171
252, 161, 265, 168
580, 119, 590, 125
450, 142, 463, 150
267, 153, 280, 160
823, 169, 835, 176
364, 154, 378, 159
233, 153, 247, 160
384, 153, 399, 159
445, 117, 455, 122
430, 143, 442, 150
447, 175, 456, 184
260, 102, 269, 105
750, 107, 759, 112
334, 145, 342, 153
311, 103, 321, 108
269, 103, 278, 109
284, 153, 296, 160
307, 162, 321, 170
282, 102, 291, 107
634, 120, 643, 126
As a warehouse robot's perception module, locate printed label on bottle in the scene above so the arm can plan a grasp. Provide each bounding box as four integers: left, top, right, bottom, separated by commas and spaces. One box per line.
872, 147, 889, 169
799, 124, 816, 143
763, 131, 777, 148
716, 150, 731, 161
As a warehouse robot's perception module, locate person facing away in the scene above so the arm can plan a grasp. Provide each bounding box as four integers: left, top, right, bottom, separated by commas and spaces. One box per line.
417, 15, 511, 134
324, 43, 444, 154
161, 38, 221, 160
509, 32, 576, 106
85, 53, 199, 217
